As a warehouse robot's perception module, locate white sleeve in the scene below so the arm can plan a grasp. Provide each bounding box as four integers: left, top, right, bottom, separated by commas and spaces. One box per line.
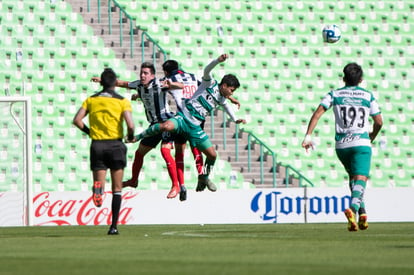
370, 99, 381, 116
320, 91, 333, 109
202, 58, 220, 81
222, 100, 237, 122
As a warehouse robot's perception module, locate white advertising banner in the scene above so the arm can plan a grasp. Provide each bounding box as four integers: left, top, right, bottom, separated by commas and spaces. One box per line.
1, 188, 414, 226
0, 192, 25, 226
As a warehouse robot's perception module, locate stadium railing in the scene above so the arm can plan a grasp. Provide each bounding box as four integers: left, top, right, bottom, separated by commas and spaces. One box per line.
141, 31, 167, 63
89, 0, 167, 65
282, 164, 314, 187
239, 129, 314, 188
211, 110, 314, 188
107, 0, 135, 51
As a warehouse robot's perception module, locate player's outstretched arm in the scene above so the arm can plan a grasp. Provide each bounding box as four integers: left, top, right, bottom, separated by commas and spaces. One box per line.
161, 79, 184, 90
228, 96, 241, 109
217, 53, 228, 63
90, 77, 130, 88
203, 53, 228, 81
90, 76, 100, 83
302, 105, 326, 151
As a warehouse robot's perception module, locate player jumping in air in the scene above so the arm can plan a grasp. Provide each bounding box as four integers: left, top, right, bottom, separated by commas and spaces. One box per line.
161, 59, 241, 200
92, 63, 184, 199
129, 54, 246, 192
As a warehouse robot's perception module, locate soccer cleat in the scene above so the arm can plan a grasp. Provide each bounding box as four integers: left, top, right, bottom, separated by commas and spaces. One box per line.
107, 227, 119, 235
196, 176, 207, 192
122, 179, 138, 188
92, 181, 104, 207
205, 179, 217, 192
167, 186, 179, 199
358, 214, 369, 230
196, 176, 217, 192
344, 208, 358, 232
179, 185, 187, 201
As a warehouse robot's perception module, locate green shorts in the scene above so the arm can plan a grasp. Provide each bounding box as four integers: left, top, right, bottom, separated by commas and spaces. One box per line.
171, 114, 213, 151
335, 146, 372, 177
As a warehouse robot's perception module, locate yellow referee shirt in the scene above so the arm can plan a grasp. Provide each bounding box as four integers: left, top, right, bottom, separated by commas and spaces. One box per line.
81, 90, 132, 140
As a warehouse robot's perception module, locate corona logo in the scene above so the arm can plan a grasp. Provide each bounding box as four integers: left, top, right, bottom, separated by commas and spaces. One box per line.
251, 191, 351, 223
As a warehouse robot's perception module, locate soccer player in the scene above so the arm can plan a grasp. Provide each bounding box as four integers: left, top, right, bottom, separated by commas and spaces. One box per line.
91, 63, 184, 199
130, 54, 246, 192
161, 60, 202, 201
161, 60, 240, 201
302, 62, 383, 231
73, 68, 135, 235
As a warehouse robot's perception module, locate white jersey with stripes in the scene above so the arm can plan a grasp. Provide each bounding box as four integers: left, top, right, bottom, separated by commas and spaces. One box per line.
320, 86, 381, 149
128, 78, 174, 124
163, 71, 200, 112
181, 58, 238, 126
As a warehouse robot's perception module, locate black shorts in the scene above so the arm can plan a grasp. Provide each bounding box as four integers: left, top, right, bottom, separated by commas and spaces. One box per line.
140, 132, 175, 148
90, 140, 127, 171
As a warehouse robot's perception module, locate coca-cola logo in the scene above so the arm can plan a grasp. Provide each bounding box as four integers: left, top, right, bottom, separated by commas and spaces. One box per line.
33, 191, 138, 226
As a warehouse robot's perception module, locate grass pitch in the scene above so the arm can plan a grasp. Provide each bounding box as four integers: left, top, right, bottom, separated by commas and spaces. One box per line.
1, 223, 414, 275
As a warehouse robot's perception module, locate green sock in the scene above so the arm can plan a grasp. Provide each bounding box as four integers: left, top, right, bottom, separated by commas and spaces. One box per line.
348, 179, 365, 214
350, 179, 366, 213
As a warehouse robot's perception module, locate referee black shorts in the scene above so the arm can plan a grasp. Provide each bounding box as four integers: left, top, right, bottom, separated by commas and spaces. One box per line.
90, 140, 127, 171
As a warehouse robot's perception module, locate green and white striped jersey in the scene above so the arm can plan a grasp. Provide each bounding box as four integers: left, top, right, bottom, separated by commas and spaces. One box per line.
181, 58, 237, 126
320, 86, 381, 149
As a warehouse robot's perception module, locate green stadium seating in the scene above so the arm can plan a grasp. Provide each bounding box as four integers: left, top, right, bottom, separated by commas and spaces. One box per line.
1, 0, 412, 190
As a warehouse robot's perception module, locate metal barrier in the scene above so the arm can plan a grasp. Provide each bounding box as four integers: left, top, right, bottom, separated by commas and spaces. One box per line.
88, 0, 167, 62
283, 164, 314, 187
108, 0, 135, 51
214, 111, 314, 188
141, 32, 167, 63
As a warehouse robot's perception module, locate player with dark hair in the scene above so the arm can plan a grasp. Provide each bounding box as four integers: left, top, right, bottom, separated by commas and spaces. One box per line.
131, 54, 246, 192
92, 62, 184, 199
73, 68, 135, 235
161, 60, 202, 201
302, 62, 383, 231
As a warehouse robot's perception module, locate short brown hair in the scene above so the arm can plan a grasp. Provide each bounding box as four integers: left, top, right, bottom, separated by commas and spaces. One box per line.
141, 62, 156, 75
219, 74, 240, 89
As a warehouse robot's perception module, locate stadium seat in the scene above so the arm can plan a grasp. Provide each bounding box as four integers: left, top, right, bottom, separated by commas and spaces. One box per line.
1, 0, 412, 190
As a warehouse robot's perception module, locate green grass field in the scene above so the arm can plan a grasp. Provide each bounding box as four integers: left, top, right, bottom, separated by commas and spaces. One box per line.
1, 223, 414, 275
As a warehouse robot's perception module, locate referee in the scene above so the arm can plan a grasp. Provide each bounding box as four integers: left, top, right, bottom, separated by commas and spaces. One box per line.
73, 68, 135, 235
